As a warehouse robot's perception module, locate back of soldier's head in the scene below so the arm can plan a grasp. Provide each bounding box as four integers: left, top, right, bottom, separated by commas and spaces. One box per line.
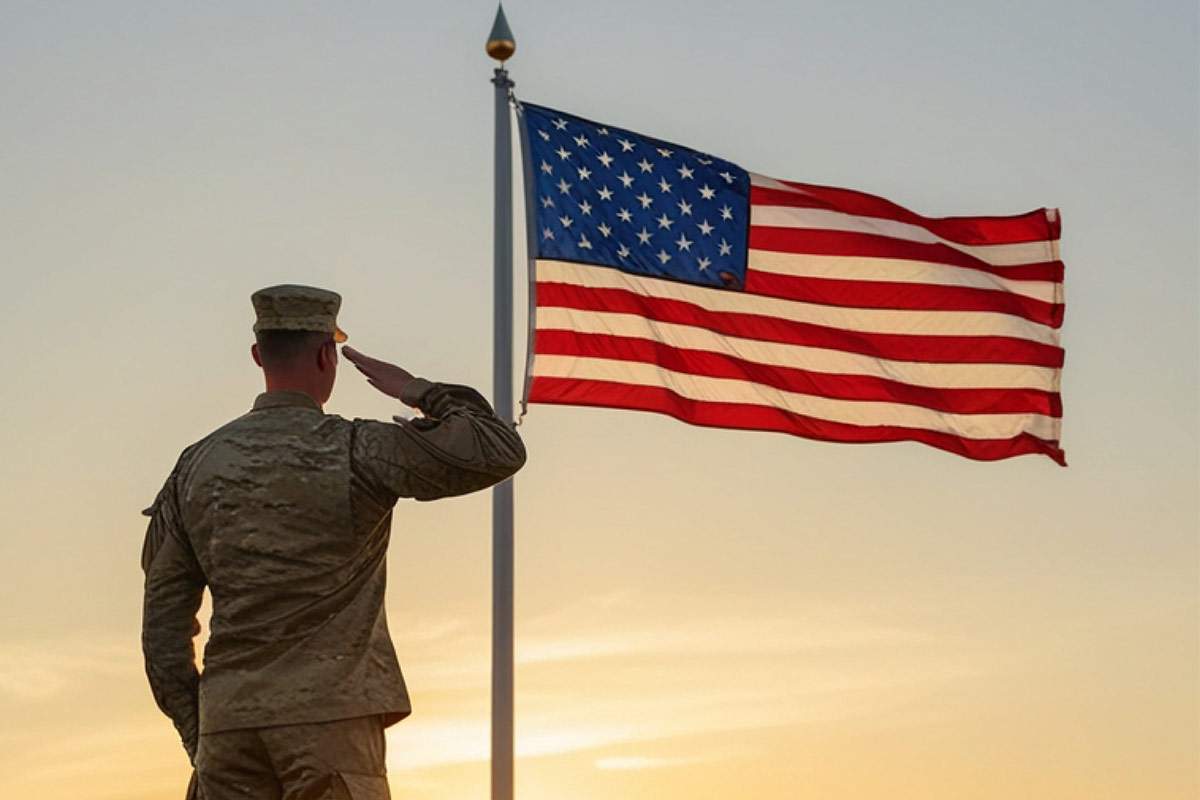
254, 329, 331, 371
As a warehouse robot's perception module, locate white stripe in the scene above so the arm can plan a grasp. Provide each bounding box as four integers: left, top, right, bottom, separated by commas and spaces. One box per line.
750, 205, 1053, 267
536, 259, 1060, 346
748, 249, 1060, 305
532, 354, 1061, 441
535, 307, 1060, 391
749, 174, 1058, 267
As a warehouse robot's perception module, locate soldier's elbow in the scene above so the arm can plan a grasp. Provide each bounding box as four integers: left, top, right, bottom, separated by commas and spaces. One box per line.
496, 433, 527, 478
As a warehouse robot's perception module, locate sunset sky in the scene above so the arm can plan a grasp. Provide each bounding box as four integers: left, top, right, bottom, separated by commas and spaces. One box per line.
1, 1, 1196, 798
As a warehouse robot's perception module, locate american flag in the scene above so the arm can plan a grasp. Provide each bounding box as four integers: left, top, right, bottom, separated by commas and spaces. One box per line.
518, 102, 1065, 464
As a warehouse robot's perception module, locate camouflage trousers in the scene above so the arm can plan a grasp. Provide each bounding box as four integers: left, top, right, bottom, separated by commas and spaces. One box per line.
191, 715, 391, 800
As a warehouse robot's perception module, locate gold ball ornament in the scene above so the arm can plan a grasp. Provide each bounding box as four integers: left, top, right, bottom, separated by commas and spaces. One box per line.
486, 38, 516, 62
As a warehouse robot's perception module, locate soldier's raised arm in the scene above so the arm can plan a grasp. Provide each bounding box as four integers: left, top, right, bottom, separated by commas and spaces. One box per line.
344, 346, 527, 503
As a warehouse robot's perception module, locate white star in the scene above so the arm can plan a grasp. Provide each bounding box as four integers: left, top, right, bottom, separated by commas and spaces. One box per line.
577, 166, 591, 181
635, 192, 653, 209
656, 249, 671, 264
675, 233, 693, 252
537, 130, 551, 141
719, 170, 735, 184
574, 134, 590, 148
555, 146, 571, 160
597, 222, 612, 238
552, 118, 568, 130
578, 200, 592, 216
656, 147, 674, 158
719, 204, 733, 221
617, 243, 631, 258
617, 208, 633, 223
657, 177, 672, 193
636, 227, 653, 245
541, 196, 555, 209
556, 178, 572, 194
697, 256, 711, 271
597, 186, 614, 201
617, 171, 634, 189
559, 214, 573, 228
656, 213, 674, 230
696, 156, 713, 165
597, 126, 610, 136
637, 158, 654, 173
618, 137, 635, 152
718, 238, 732, 256
540, 160, 553, 175
578, 234, 592, 250
699, 184, 716, 200
542, 227, 554, 240
677, 199, 693, 216
597, 151, 614, 168
697, 219, 714, 235
677, 164, 695, 179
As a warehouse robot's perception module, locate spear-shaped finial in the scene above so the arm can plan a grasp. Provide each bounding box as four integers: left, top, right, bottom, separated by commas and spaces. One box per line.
486, 4, 516, 62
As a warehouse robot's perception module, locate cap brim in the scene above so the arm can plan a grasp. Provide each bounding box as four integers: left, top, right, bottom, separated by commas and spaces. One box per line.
334, 327, 348, 343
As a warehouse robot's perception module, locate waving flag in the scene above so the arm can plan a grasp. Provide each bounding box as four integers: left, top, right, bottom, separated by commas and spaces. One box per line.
518, 102, 1066, 464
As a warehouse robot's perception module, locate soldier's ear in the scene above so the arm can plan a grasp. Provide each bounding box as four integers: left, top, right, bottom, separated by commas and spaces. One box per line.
251, 342, 263, 368
317, 339, 337, 371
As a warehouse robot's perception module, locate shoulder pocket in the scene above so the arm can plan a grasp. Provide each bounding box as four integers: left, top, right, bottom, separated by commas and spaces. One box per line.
141, 495, 162, 518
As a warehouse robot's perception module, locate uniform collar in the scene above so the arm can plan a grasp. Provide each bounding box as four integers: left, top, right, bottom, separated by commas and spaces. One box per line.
252, 390, 322, 412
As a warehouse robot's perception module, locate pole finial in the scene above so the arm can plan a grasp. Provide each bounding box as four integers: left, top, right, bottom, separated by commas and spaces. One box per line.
486, 4, 516, 62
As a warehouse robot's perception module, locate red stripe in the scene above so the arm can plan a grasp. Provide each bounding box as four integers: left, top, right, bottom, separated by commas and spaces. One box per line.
529, 377, 1067, 465
751, 183, 1061, 245
745, 271, 1064, 328
534, 330, 1062, 417
536, 281, 1065, 368
749, 226, 1064, 280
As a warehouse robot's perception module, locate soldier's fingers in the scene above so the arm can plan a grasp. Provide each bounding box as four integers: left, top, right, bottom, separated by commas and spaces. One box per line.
344, 345, 382, 364
347, 353, 385, 375
345, 347, 391, 373
342, 346, 370, 365
352, 361, 379, 380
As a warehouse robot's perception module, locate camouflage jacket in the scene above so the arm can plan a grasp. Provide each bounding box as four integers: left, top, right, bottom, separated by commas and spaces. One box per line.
140, 380, 526, 761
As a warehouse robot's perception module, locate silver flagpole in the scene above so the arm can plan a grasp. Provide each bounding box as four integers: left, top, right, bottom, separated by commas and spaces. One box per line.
486, 6, 516, 800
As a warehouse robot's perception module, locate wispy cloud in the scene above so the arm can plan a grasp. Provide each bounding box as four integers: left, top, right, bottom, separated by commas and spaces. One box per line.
0, 635, 136, 701
515, 616, 932, 664
382, 591, 995, 774
387, 718, 637, 771
594, 755, 706, 770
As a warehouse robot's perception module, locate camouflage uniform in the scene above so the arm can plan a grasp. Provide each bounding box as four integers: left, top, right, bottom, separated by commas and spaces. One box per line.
141, 286, 526, 799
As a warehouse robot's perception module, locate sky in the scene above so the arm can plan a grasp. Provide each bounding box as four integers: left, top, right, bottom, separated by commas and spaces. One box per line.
0, 1, 1196, 798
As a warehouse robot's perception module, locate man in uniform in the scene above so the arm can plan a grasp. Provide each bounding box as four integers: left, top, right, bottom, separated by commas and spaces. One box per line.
140, 284, 526, 798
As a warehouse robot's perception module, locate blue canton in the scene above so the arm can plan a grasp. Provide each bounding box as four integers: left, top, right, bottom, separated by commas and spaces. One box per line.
521, 103, 749, 290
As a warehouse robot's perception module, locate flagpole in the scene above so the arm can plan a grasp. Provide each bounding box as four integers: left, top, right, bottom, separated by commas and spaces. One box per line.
487, 6, 517, 800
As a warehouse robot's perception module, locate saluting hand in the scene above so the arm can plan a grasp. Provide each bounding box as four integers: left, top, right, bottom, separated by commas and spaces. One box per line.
342, 346, 417, 404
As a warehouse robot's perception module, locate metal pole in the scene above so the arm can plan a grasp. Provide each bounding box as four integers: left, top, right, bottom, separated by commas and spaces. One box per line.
490, 62, 515, 800
485, 7, 517, 797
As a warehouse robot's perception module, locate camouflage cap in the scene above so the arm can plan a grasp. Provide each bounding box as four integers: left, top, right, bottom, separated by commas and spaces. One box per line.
251, 284, 348, 343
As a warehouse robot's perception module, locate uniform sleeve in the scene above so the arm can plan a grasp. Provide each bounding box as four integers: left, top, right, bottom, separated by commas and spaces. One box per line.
140, 464, 206, 764
351, 378, 527, 504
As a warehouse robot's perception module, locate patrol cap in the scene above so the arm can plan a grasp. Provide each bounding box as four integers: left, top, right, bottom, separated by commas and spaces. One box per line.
251, 284, 348, 343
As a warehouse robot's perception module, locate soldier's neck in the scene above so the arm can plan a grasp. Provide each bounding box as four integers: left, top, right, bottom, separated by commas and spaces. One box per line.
262, 374, 325, 410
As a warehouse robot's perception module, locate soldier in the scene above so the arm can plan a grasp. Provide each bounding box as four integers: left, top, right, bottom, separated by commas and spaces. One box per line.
140, 284, 526, 799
